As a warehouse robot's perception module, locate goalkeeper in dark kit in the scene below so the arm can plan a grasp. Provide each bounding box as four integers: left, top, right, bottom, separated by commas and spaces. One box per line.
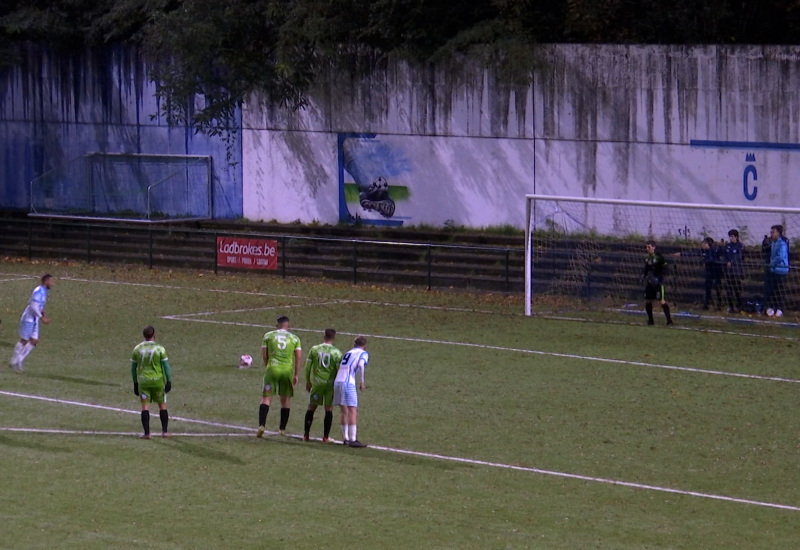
643, 240, 674, 326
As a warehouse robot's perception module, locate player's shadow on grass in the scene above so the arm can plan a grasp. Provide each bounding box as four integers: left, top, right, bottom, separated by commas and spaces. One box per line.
29, 373, 119, 387
167, 438, 247, 466
0, 341, 12, 348
0, 434, 73, 454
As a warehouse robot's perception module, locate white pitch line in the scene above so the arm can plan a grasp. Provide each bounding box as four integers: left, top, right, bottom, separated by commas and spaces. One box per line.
0, 390, 258, 433
3, 270, 798, 341
0, 427, 253, 437
175, 301, 346, 318
162, 315, 800, 385
2, 389, 797, 513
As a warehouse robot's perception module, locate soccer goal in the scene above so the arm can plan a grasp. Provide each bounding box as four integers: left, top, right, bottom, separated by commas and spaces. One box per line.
524, 195, 800, 316
30, 152, 213, 222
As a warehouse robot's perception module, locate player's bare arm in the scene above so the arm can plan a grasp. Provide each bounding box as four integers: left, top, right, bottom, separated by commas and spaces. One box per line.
261, 345, 268, 366
293, 348, 302, 386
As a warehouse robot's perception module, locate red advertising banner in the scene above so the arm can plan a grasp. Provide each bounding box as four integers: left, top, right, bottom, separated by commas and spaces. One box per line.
216, 237, 279, 270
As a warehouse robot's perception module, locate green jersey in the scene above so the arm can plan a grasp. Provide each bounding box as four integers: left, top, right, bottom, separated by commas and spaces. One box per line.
262, 329, 302, 373
304, 343, 343, 387
131, 340, 171, 386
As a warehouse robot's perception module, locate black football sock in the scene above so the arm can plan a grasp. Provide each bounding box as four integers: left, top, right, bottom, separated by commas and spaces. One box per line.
662, 303, 673, 324
141, 410, 150, 435
323, 411, 333, 438
304, 410, 314, 436
259, 404, 269, 427
159, 409, 169, 433
280, 407, 291, 431
645, 303, 654, 323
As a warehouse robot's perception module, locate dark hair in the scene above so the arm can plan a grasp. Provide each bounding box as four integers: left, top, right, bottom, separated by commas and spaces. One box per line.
354, 335, 367, 347
143, 325, 155, 339
771, 224, 784, 236
277, 315, 290, 325
728, 229, 739, 238
324, 328, 336, 340
703, 237, 714, 245
645, 239, 656, 247
41, 274, 53, 283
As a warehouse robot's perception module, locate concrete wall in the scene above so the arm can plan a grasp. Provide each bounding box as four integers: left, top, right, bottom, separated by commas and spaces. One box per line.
0, 47, 242, 218
243, 45, 800, 231
4, 45, 800, 231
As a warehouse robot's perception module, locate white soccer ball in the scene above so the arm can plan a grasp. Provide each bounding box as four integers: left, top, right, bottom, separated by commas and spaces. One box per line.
766, 308, 775, 317
369, 177, 388, 193
775, 309, 784, 317
239, 354, 253, 368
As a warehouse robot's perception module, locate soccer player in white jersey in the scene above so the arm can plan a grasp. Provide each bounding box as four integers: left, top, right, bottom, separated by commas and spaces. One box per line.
9, 274, 55, 373
333, 335, 369, 448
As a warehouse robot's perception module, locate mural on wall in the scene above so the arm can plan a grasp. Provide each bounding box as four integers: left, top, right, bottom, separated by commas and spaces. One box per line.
335, 132, 534, 228
338, 133, 410, 226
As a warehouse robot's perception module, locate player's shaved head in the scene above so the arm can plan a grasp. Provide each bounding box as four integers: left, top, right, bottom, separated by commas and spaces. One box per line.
354, 335, 367, 347
324, 328, 336, 341
277, 315, 290, 327
41, 274, 54, 288
143, 325, 155, 339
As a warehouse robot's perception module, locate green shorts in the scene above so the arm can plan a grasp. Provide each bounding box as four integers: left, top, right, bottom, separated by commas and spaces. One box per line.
139, 383, 166, 405
308, 384, 334, 407
263, 368, 294, 398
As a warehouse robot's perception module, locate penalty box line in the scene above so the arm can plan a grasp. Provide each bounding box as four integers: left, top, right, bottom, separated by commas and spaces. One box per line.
1, 389, 798, 513
162, 315, 800, 386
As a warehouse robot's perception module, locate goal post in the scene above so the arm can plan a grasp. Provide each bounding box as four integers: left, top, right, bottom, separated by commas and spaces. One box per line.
525, 194, 800, 316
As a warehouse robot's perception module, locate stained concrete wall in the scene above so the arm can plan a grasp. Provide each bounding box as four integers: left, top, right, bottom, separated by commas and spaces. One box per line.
4, 45, 799, 231
243, 45, 800, 231
0, 47, 242, 218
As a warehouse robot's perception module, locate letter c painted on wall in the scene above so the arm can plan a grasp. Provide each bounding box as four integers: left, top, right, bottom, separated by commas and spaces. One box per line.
743, 165, 757, 201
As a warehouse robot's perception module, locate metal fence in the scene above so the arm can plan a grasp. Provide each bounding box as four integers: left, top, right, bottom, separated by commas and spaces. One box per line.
0, 217, 524, 293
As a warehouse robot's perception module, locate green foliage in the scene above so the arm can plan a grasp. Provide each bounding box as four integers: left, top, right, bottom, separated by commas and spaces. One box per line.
5, 1, 800, 133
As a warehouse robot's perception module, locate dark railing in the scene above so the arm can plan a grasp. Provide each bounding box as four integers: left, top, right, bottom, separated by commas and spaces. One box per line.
0, 217, 525, 293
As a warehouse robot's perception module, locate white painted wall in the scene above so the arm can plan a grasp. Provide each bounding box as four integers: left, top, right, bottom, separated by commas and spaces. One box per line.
242, 45, 800, 231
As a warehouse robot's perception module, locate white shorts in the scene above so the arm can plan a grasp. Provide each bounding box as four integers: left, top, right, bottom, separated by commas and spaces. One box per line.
333, 382, 358, 407
19, 315, 39, 340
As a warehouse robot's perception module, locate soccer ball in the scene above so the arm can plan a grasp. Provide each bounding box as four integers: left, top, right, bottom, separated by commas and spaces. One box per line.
766, 308, 775, 317
368, 177, 388, 194
239, 354, 253, 369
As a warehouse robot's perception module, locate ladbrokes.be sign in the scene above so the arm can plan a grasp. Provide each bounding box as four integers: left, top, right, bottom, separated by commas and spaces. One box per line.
216, 237, 278, 270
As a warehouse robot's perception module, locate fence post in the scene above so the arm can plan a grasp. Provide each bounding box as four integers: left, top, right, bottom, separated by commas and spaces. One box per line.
426, 245, 432, 290
148, 228, 153, 269
352, 241, 358, 284
505, 249, 510, 292
214, 234, 218, 275
281, 236, 287, 279
27, 219, 32, 261
86, 224, 92, 264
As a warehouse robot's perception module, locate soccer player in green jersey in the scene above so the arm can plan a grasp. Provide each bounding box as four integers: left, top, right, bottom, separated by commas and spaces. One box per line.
303, 328, 343, 442
130, 326, 172, 439
257, 315, 302, 438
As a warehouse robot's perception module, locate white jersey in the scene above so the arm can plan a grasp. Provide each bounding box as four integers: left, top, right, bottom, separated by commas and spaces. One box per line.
21, 285, 48, 321
334, 347, 368, 386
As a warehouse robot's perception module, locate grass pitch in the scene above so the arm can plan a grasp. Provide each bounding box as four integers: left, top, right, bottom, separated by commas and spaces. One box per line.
1, 260, 799, 549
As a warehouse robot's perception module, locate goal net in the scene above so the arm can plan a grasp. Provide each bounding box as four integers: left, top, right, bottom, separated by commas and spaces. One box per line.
30, 153, 213, 222
525, 195, 800, 316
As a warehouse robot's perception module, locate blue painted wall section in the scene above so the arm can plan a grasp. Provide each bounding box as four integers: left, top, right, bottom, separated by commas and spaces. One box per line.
0, 46, 242, 218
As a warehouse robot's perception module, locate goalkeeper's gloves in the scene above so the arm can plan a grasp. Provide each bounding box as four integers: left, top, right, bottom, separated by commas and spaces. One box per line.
133, 383, 139, 396
165, 381, 172, 393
